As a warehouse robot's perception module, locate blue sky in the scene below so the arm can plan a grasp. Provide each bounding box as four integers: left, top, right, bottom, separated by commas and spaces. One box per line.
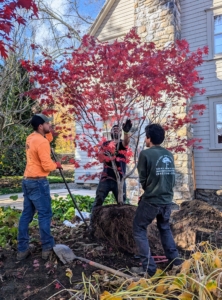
78, 0, 105, 20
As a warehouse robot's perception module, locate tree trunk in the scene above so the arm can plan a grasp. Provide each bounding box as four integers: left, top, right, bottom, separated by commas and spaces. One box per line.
117, 178, 124, 204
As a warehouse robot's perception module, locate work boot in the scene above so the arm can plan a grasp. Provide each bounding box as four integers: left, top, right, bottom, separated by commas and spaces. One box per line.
167, 263, 182, 275
130, 266, 151, 278
17, 249, 30, 261
42, 249, 53, 260
166, 258, 183, 272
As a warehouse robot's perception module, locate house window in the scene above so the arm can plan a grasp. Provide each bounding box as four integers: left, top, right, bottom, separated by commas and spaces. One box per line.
206, 7, 222, 59
216, 103, 222, 144
214, 15, 222, 55
209, 96, 222, 149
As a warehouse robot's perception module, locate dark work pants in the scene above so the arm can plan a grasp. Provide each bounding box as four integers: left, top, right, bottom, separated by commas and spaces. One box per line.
133, 200, 181, 276
91, 179, 126, 213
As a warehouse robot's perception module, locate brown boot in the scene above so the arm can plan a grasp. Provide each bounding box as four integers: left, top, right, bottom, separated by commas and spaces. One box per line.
42, 249, 53, 260
17, 249, 30, 261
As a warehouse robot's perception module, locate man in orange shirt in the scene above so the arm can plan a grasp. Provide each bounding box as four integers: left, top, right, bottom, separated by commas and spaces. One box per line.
17, 114, 62, 261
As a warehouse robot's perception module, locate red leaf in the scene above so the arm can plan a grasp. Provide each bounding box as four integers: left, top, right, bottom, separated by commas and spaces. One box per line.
55, 282, 61, 289
0, 42, 8, 58
16, 16, 26, 25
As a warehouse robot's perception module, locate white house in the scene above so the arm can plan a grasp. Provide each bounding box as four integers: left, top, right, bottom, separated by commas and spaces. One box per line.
75, 0, 222, 205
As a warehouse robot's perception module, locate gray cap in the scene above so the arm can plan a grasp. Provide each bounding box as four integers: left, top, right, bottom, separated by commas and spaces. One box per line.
35, 113, 53, 123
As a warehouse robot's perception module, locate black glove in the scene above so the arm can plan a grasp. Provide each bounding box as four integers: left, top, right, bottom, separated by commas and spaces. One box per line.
122, 119, 132, 133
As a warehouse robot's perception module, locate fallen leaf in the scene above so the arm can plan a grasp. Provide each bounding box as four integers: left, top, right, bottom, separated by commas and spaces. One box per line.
214, 256, 221, 268
155, 279, 166, 294
178, 292, 193, 300
65, 268, 73, 284
100, 291, 122, 300
192, 252, 201, 261
206, 280, 217, 292
180, 259, 191, 274
168, 284, 181, 291
55, 282, 61, 289
127, 281, 139, 290
100, 291, 111, 300
199, 241, 209, 246
139, 278, 149, 288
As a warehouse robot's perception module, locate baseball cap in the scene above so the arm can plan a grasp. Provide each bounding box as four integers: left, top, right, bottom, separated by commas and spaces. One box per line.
35, 113, 53, 123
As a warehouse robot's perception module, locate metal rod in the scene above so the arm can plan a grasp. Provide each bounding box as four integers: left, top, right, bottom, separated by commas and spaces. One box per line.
51, 148, 89, 229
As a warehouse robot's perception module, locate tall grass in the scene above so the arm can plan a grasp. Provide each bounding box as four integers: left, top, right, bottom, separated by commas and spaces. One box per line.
69, 242, 222, 300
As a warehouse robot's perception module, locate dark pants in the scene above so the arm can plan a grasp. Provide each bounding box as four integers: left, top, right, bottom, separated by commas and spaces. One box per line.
133, 200, 180, 276
91, 179, 126, 213
17, 179, 55, 252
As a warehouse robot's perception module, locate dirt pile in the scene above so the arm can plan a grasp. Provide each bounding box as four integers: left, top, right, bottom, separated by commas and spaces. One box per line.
92, 200, 222, 255
171, 200, 222, 250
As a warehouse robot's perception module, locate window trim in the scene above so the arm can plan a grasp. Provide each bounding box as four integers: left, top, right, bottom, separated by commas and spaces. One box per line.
206, 8, 222, 60
208, 94, 222, 150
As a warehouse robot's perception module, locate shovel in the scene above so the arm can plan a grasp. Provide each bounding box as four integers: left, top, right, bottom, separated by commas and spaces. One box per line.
76, 255, 132, 279
53, 244, 132, 279
51, 148, 89, 230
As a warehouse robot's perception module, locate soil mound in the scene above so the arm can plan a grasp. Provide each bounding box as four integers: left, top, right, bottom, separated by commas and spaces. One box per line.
92, 200, 222, 255
171, 200, 222, 250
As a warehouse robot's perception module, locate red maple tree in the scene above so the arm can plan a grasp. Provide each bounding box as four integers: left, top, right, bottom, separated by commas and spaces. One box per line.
0, 0, 38, 58
22, 29, 208, 203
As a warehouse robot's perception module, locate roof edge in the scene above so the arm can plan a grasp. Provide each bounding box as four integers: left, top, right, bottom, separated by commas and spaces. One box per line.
89, 0, 116, 36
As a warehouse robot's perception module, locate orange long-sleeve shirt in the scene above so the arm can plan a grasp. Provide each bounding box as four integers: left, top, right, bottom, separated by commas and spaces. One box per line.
24, 132, 57, 177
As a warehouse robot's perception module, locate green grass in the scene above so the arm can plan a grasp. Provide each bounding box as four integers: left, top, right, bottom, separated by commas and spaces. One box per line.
0, 176, 74, 195
0, 186, 23, 195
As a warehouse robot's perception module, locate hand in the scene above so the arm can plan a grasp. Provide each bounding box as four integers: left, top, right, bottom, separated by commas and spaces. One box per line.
56, 162, 63, 169
122, 119, 132, 133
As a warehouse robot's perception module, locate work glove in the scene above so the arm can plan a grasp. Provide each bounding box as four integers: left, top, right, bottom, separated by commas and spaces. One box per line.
56, 162, 63, 169
122, 119, 132, 133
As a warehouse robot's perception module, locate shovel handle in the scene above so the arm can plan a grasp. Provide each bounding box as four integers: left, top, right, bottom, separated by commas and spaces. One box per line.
76, 256, 132, 279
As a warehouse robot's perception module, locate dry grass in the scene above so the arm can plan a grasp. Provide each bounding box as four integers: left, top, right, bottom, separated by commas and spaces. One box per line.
77, 242, 222, 300
44, 242, 222, 299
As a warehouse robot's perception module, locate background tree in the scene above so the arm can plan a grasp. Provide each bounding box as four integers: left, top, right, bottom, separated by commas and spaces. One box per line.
0, 0, 38, 176
0, 55, 36, 176
0, 0, 105, 177
31, 0, 105, 58
22, 29, 208, 203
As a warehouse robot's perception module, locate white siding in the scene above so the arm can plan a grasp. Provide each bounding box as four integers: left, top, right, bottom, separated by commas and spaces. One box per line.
95, 0, 134, 41
181, 0, 222, 189
75, 122, 103, 184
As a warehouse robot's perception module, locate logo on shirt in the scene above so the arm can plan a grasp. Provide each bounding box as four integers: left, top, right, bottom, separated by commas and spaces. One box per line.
156, 155, 175, 176
26, 144, 30, 150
